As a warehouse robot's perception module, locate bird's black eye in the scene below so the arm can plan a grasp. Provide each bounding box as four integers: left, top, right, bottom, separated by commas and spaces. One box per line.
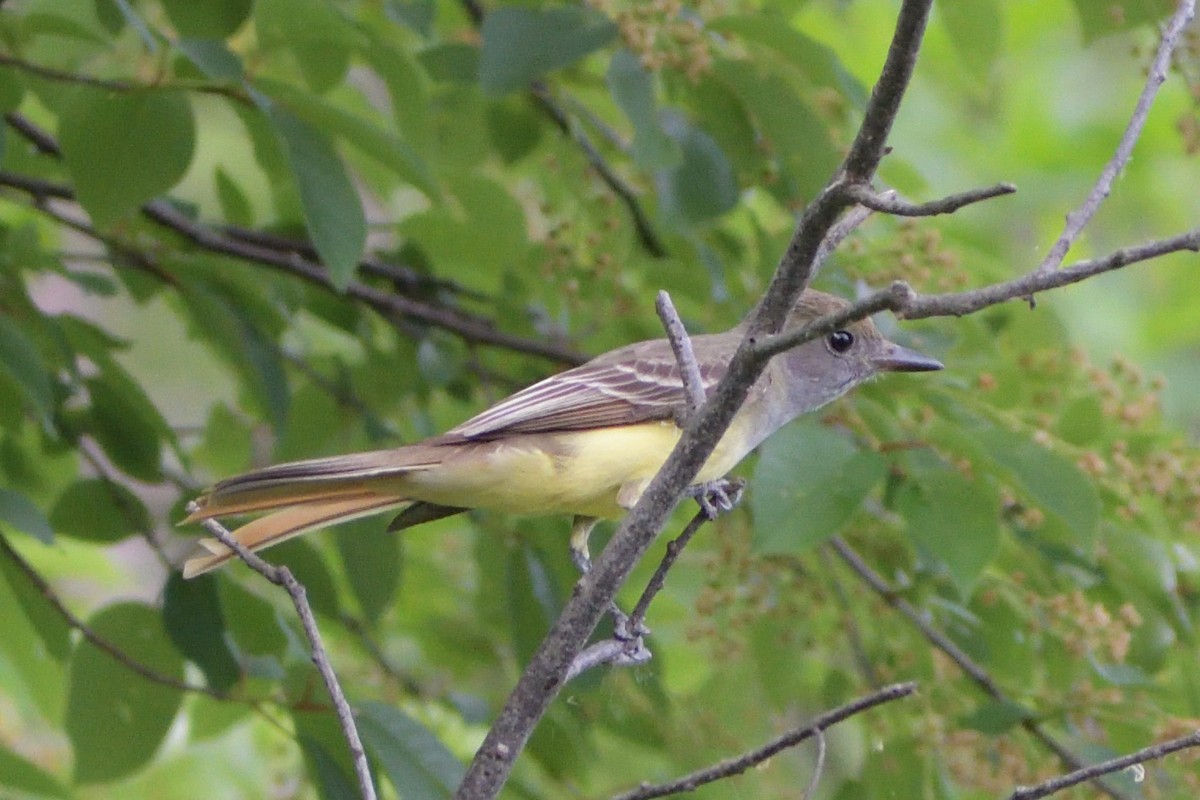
827, 330, 855, 353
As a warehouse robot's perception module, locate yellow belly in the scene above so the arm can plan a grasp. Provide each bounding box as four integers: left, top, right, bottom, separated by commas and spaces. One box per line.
397, 418, 757, 520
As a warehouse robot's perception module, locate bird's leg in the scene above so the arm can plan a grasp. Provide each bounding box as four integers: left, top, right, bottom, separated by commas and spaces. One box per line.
569, 515, 646, 639
688, 476, 746, 520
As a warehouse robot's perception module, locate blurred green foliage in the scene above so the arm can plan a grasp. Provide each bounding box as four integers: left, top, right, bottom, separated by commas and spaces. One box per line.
0, 1, 1198, 798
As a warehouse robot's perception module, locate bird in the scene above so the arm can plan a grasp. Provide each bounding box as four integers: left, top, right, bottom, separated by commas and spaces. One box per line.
182, 290, 941, 578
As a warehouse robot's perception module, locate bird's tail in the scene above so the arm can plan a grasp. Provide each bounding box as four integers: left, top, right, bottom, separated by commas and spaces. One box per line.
181, 448, 441, 578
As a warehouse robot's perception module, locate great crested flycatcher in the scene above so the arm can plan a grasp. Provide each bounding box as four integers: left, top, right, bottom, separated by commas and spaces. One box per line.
183, 290, 941, 578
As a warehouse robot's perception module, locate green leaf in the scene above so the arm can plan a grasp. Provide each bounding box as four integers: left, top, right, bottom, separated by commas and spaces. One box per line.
261, 81, 437, 199
0, 745, 70, 799
0, 550, 71, 660
713, 58, 840, 200
0, 488, 54, 543
479, 7, 617, 95
707, 15, 867, 105
1069, 0, 1174, 42
266, 105, 366, 289
59, 89, 196, 227
299, 736, 361, 800
217, 580, 289, 671
50, 479, 149, 543
176, 38, 245, 81
162, 0, 251, 38
751, 423, 888, 555
214, 165, 255, 226
656, 113, 739, 227
506, 542, 562, 664
163, 573, 241, 691
335, 518, 401, 624
178, 281, 290, 434
899, 469, 1001, 596
66, 602, 185, 784
0, 314, 55, 425
976, 428, 1101, 545
607, 49, 681, 170
255, 0, 358, 93
294, 711, 363, 800
86, 371, 165, 482
359, 702, 464, 800
958, 700, 1034, 734
938, 0, 1004, 81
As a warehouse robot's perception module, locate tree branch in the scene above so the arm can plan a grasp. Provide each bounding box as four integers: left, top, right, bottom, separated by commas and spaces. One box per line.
1034, 0, 1196, 275
1008, 730, 1200, 800
0, 116, 586, 367
611, 682, 917, 800
185, 504, 376, 800
843, 182, 1016, 217
452, 4, 937, 797
655, 290, 707, 417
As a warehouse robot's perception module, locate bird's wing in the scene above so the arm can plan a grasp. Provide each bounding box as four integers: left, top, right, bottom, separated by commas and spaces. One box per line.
444, 334, 738, 439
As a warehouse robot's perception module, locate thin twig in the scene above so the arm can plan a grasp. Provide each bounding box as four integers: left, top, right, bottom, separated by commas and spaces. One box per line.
655, 290, 707, 416
1035, 0, 1196, 275
0, 534, 226, 699
844, 182, 1016, 217
628, 510, 708, 629
828, 537, 1132, 800
801, 727, 827, 800
1009, 730, 1200, 800
611, 682, 918, 800
563, 637, 652, 683
0, 53, 248, 103
186, 503, 377, 800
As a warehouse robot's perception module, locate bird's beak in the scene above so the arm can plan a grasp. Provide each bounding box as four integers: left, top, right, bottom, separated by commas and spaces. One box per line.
872, 343, 943, 373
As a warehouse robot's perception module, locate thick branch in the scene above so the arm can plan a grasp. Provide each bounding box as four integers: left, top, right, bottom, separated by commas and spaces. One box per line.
452, 4, 937, 797
611, 682, 917, 800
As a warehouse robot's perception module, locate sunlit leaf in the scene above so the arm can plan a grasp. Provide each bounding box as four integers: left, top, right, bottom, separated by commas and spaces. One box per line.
59, 89, 195, 227
0, 746, 69, 799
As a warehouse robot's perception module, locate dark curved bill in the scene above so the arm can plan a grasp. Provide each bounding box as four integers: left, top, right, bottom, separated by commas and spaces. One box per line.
873, 343, 944, 373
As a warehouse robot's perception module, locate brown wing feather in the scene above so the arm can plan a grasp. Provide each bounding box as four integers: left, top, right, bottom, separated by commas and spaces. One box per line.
445, 334, 738, 440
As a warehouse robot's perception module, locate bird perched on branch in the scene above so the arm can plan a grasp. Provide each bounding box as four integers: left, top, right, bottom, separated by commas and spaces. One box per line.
183, 290, 941, 578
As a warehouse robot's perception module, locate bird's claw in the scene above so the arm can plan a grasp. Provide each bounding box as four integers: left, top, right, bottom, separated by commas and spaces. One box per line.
690, 477, 746, 520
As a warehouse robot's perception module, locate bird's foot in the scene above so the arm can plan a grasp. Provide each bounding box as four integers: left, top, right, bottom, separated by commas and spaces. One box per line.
689, 476, 747, 520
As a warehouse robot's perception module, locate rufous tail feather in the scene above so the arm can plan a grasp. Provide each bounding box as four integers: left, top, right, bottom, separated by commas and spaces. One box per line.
182, 494, 404, 578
